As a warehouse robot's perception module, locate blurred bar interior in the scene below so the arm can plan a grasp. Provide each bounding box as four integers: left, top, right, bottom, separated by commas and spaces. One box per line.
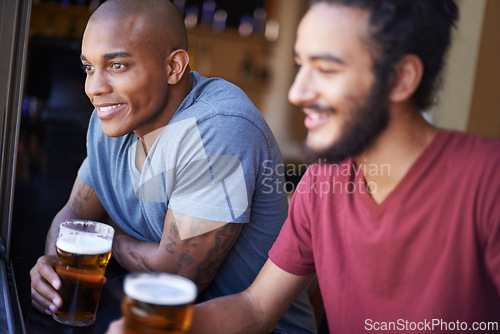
2, 0, 499, 332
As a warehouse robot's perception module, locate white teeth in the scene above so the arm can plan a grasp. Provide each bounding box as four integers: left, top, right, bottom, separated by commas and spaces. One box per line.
310, 113, 321, 120
99, 104, 121, 112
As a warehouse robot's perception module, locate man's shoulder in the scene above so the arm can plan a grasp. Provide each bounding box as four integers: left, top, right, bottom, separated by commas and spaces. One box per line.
440, 130, 500, 163
432, 131, 500, 187
190, 72, 261, 119
191, 72, 248, 101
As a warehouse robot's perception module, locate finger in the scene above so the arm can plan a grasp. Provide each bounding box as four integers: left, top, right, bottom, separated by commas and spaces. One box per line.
31, 277, 62, 311
38, 265, 61, 290
34, 256, 61, 290
31, 287, 57, 315
30, 264, 62, 310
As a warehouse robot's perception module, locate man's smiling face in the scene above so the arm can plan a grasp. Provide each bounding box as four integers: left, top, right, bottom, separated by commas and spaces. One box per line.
81, 14, 171, 138
288, 3, 390, 163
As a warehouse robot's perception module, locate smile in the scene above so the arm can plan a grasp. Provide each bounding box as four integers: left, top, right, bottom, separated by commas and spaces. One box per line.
96, 103, 125, 120
98, 104, 122, 112
309, 113, 325, 121
304, 111, 331, 130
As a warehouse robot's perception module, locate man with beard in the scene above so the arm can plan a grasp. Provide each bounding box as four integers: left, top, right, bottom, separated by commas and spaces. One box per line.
109, 0, 500, 333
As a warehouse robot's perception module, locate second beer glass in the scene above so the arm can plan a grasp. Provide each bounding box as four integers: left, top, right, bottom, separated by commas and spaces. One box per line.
121, 272, 197, 334
53, 220, 114, 326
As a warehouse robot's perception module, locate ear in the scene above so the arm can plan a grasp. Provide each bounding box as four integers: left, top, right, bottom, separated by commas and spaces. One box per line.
389, 54, 423, 103
166, 49, 190, 85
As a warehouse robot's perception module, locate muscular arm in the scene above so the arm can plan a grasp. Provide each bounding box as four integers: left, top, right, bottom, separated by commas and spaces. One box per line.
112, 209, 243, 292
44, 176, 107, 255
190, 259, 312, 333
31, 176, 107, 315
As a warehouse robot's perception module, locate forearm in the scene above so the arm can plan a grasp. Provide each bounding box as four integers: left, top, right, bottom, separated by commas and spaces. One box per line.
112, 229, 230, 293
112, 236, 203, 283
112, 234, 162, 272
112, 210, 243, 294
189, 260, 309, 334
189, 291, 273, 334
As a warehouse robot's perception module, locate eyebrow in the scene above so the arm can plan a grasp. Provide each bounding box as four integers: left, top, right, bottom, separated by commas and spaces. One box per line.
80, 51, 133, 61
293, 50, 345, 65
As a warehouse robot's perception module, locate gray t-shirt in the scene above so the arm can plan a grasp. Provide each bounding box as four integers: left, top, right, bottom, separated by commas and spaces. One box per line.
78, 72, 316, 333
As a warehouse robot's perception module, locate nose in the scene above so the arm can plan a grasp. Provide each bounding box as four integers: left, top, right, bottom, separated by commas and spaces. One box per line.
85, 70, 112, 100
288, 66, 317, 107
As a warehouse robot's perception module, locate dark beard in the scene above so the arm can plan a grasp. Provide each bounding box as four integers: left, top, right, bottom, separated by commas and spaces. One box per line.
305, 81, 390, 164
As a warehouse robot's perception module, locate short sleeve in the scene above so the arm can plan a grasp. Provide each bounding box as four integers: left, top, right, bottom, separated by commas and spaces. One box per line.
169, 153, 248, 222
269, 168, 316, 276
144, 115, 271, 224
77, 157, 93, 186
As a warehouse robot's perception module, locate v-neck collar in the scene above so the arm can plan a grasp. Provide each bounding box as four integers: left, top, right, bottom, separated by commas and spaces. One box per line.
356, 130, 449, 219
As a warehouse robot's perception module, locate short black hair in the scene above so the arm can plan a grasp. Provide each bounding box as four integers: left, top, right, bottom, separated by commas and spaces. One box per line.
310, 0, 459, 110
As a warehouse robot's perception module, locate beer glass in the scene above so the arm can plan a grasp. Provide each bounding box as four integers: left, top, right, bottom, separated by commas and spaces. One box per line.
53, 220, 114, 326
121, 272, 198, 334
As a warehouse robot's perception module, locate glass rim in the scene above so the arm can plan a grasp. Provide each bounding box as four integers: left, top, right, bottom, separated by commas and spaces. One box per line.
123, 272, 198, 306
57, 220, 114, 255
59, 219, 115, 235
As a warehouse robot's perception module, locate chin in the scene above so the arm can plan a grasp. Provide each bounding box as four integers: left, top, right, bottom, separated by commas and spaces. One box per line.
304, 142, 328, 164
304, 137, 351, 165
305, 134, 335, 154
101, 126, 128, 138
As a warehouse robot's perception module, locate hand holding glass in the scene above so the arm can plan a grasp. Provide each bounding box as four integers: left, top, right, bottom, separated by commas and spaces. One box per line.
53, 220, 114, 326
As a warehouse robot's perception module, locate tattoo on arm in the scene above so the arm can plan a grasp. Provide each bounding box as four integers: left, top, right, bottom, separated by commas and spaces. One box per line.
165, 221, 179, 254
77, 183, 95, 200
70, 182, 95, 217
163, 215, 240, 289
178, 251, 194, 268
176, 239, 198, 268
195, 224, 240, 288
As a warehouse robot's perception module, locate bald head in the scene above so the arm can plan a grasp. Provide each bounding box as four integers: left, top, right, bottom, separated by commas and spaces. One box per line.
89, 0, 188, 52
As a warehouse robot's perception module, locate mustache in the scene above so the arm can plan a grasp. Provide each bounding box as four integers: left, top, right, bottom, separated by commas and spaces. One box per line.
301, 104, 335, 113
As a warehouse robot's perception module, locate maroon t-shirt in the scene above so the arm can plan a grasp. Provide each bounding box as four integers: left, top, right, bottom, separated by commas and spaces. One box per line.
270, 130, 500, 333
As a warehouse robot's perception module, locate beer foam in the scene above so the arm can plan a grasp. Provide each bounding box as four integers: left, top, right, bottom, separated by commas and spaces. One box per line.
56, 234, 112, 255
124, 273, 197, 305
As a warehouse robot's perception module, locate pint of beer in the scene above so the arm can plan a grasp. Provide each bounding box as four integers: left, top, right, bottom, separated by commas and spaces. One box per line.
121, 273, 198, 334
53, 220, 114, 326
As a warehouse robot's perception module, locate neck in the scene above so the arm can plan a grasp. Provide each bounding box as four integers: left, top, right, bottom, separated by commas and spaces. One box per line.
135, 126, 165, 172
139, 126, 165, 156
354, 105, 438, 204
135, 71, 193, 153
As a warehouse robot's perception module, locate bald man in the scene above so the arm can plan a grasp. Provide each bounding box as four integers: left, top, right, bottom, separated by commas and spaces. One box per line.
29, 0, 317, 332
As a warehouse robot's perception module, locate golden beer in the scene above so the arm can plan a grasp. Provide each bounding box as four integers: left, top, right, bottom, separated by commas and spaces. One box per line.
121, 273, 197, 334
53, 220, 114, 326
